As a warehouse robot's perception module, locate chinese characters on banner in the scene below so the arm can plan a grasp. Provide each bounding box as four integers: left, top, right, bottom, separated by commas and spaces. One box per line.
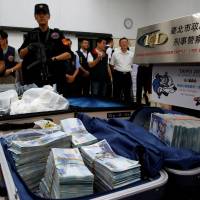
172, 22, 200, 46
134, 13, 200, 64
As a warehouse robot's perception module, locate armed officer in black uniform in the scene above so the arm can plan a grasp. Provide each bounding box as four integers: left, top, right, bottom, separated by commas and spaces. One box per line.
18, 3, 71, 87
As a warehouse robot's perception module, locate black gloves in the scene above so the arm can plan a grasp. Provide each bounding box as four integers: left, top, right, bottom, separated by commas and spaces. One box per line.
27, 42, 41, 53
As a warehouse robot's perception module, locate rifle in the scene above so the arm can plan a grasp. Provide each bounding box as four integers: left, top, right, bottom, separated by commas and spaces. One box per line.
26, 30, 51, 82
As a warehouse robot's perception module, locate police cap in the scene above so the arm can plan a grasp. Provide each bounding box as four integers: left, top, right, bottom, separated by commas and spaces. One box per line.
34, 3, 50, 15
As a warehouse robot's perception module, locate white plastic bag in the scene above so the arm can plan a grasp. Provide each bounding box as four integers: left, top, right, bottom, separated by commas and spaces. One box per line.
10, 86, 69, 115
0, 90, 18, 115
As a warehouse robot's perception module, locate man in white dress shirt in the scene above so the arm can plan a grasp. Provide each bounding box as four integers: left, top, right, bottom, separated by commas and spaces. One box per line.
110, 37, 134, 103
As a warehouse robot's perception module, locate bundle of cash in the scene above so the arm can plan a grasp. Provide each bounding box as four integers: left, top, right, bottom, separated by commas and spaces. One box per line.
4, 129, 45, 146
60, 118, 98, 147
80, 140, 141, 191
149, 113, 200, 152
9, 131, 72, 192
39, 148, 94, 199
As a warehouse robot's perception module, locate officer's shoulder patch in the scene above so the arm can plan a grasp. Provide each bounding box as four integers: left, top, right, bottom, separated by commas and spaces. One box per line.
51, 32, 60, 39
62, 38, 68, 45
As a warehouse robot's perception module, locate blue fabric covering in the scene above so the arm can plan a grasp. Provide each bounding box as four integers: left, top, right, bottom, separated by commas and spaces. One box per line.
68, 97, 125, 108
77, 113, 200, 177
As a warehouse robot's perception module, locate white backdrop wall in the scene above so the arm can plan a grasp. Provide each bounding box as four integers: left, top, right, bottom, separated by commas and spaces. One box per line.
145, 0, 200, 26
0, 0, 147, 39
6, 31, 24, 49
1, 0, 200, 37
1, 0, 200, 50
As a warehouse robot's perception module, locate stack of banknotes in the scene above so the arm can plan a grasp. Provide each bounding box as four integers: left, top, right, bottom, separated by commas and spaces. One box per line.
150, 113, 200, 152
39, 148, 94, 199
60, 118, 98, 147
9, 131, 72, 192
80, 140, 141, 191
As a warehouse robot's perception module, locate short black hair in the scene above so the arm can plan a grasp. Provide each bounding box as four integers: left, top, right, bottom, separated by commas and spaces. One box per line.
106, 37, 113, 44
80, 38, 89, 43
0, 30, 8, 39
119, 37, 128, 43
96, 38, 106, 44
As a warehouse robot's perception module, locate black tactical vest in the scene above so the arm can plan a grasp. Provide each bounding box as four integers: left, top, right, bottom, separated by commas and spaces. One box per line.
76, 50, 90, 71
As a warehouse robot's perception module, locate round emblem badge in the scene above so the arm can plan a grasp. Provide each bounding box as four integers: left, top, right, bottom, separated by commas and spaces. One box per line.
8, 55, 14, 62
51, 32, 59, 39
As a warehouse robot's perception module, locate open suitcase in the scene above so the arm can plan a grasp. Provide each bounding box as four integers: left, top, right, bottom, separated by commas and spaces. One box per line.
0, 98, 136, 199
0, 138, 168, 200
0, 101, 168, 200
